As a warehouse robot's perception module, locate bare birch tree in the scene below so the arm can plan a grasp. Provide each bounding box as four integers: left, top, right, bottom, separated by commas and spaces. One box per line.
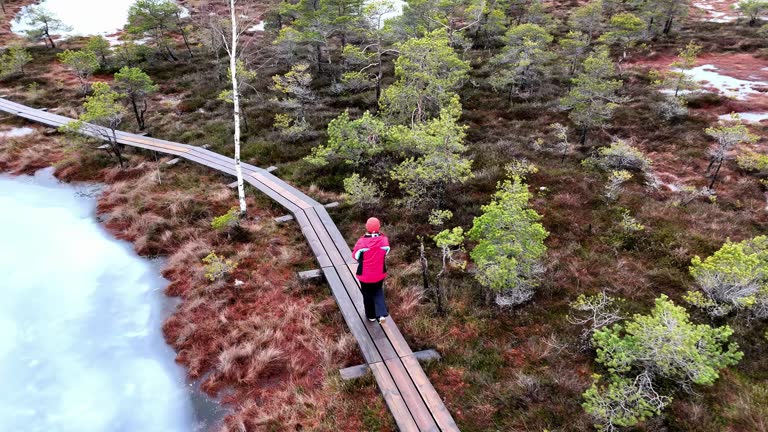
214, 0, 260, 215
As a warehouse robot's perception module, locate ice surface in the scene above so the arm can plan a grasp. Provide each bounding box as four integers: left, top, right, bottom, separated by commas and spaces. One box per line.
11, 0, 188, 38
0, 169, 215, 432
719, 112, 768, 122
670, 64, 768, 100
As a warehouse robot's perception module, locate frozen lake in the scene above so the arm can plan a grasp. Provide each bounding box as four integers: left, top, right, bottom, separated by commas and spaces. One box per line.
0, 169, 218, 432
11, 0, 187, 38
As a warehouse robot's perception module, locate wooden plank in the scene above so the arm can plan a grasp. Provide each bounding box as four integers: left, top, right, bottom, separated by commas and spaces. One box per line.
339, 364, 370, 380
401, 355, 459, 431
246, 175, 301, 215
385, 358, 440, 432
323, 269, 382, 364
252, 172, 313, 209
315, 206, 356, 264
293, 211, 332, 269
260, 172, 319, 206
303, 207, 347, 267
370, 362, 420, 432
185, 149, 238, 176
380, 319, 415, 359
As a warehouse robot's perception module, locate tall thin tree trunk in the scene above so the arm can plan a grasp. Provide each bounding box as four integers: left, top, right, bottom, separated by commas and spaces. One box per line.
139, 99, 148, 130
419, 239, 431, 300
663, 16, 674, 34
375, 50, 383, 102
130, 98, 144, 130
708, 160, 723, 189
434, 255, 447, 315
165, 45, 179, 61
110, 128, 125, 169
579, 127, 588, 146
230, 0, 247, 214
178, 20, 194, 58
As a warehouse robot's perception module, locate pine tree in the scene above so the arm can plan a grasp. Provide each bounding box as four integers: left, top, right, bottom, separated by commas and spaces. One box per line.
0, 45, 32, 80
488, 23, 554, 103
560, 48, 623, 145
389, 97, 473, 208
15, 6, 71, 48
737, 0, 768, 26
128, 0, 190, 61
86, 36, 112, 68
468, 174, 549, 306
113, 67, 159, 130
61, 82, 127, 168
380, 29, 470, 125
57, 50, 100, 94
704, 114, 758, 189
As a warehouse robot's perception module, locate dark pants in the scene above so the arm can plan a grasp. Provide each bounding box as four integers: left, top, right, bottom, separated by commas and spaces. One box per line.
360, 280, 388, 320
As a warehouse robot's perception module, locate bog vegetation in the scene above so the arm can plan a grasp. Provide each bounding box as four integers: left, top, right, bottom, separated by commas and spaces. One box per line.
1, 0, 768, 429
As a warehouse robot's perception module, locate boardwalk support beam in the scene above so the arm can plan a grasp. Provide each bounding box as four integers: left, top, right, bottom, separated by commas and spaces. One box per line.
298, 269, 323, 281
339, 350, 443, 380
274, 214, 295, 224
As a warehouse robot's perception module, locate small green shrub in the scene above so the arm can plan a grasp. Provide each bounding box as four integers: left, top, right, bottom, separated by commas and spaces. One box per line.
593, 295, 742, 386
343, 173, 383, 209
202, 251, 238, 282
0, 45, 32, 80
585, 295, 743, 430
685, 236, 768, 318
211, 207, 240, 232
737, 151, 768, 175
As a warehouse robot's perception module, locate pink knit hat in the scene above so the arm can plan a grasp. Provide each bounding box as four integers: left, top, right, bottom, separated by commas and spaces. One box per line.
365, 217, 381, 233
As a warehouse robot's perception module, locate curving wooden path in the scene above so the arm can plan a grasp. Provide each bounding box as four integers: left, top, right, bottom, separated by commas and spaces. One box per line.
0, 97, 459, 432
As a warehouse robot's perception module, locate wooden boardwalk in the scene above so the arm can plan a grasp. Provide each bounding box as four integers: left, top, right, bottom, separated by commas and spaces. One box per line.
0, 97, 459, 432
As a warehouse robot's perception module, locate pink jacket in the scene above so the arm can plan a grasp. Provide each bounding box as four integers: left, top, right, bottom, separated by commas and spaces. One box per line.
352, 233, 390, 283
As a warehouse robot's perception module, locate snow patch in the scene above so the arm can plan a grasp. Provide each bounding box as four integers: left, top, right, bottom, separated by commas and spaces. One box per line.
247, 21, 265, 32
0, 127, 35, 138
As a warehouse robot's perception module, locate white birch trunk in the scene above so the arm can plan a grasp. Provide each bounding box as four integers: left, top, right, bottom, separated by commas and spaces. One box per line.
229, 0, 247, 214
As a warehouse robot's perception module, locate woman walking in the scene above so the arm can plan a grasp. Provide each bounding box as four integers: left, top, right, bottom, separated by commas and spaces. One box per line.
352, 217, 390, 323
